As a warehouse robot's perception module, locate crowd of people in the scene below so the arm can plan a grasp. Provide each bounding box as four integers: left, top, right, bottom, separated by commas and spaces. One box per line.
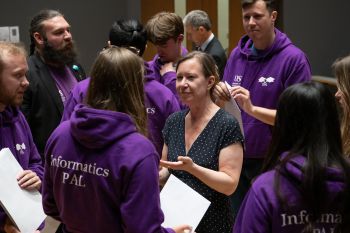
0, 0, 350, 232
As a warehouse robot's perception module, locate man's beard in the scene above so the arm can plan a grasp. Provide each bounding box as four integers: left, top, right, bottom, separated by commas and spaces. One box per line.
42, 38, 77, 66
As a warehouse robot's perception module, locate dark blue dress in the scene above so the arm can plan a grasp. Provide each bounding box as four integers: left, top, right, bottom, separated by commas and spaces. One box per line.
163, 108, 244, 233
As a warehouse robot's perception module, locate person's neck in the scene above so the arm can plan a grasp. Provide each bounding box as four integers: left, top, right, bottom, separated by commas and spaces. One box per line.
188, 98, 218, 121
167, 47, 183, 64
253, 30, 276, 50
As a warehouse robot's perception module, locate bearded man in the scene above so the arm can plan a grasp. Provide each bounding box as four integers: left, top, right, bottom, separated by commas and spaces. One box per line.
22, 9, 86, 160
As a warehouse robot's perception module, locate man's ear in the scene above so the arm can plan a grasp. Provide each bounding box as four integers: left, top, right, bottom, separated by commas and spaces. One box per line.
33, 32, 44, 45
271, 11, 278, 24
198, 26, 206, 34
177, 34, 184, 43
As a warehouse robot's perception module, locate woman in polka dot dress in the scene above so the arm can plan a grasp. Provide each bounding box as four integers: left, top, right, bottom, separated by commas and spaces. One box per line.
160, 51, 244, 233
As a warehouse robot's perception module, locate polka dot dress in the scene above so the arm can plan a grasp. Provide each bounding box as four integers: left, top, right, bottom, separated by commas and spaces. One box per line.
163, 108, 244, 233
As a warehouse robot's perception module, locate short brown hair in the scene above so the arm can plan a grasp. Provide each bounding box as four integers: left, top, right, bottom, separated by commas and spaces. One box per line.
145, 12, 184, 45
241, 0, 277, 13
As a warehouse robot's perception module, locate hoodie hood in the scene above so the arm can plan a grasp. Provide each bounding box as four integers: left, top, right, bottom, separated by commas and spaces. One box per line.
144, 61, 156, 82
70, 104, 137, 149
0, 106, 19, 149
0, 106, 19, 125
281, 152, 345, 191
239, 28, 292, 60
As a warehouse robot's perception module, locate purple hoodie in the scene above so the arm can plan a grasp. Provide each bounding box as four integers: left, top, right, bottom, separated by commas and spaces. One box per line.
223, 29, 311, 158
233, 153, 345, 233
0, 106, 43, 232
61, 62, 180, 156
147, 46, 188, 108
43, 104, 174, 233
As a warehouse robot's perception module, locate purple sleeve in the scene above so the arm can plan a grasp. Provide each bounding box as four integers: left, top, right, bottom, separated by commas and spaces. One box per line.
161, 71, 177, 97
61, 78, 89, 122
166, 93, 181, 114
20, 112, 44, 180
120, 154, 173, 233
42, 137, 61, 221
61, 91, 79, 122
233, 188, 271, 233
28, 140, 44, 181
161, 72, 188, 109
284, 57, 312, 87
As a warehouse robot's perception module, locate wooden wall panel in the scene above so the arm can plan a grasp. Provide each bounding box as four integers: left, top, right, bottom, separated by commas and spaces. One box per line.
141, 0, 174, 61
228, 0, 245, 53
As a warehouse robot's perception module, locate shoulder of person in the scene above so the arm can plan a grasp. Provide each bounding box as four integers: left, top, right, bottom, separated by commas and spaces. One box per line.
166, 109, 185, 121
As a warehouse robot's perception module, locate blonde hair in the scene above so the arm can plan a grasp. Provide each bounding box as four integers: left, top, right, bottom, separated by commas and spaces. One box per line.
0, 41, 27, 73
87, 46, 147, 136
333, 55, 350, 156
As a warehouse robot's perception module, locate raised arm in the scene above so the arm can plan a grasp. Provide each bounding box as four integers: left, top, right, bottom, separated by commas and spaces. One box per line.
230, 86, 276, 126
160, 142, 243, 196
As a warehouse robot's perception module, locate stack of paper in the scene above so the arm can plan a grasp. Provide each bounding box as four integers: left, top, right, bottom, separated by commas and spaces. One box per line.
0, 148, 46, 233
224, 81, 244, 136
160, 174, 211, 233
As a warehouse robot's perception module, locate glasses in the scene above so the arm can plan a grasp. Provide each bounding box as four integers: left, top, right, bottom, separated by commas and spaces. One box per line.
102, 45, 140, 56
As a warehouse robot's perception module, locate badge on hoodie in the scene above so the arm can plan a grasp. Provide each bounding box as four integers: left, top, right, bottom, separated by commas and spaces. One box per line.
16, 143, 26, 154
258, 76, 275, 86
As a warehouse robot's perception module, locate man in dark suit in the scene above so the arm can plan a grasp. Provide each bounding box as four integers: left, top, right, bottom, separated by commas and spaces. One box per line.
22, 9, 86, 160
183, 10, 227, 79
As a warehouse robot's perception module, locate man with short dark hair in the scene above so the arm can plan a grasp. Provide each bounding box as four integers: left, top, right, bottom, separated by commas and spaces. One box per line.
183, 10, 227, 79
214, 0, 311, 218
0, 41, 43, 233
22, 9, 86, 160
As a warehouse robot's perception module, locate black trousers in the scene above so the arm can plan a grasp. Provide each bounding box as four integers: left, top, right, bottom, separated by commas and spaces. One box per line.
230, 158, 264, 220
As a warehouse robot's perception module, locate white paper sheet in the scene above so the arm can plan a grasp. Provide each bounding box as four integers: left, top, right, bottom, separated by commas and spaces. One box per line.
224, 81, 244, 136
0, 148, 46, 233
160, 174, 210, 233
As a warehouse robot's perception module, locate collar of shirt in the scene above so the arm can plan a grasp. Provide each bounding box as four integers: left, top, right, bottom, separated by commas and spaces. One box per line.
200, 33, 214, 52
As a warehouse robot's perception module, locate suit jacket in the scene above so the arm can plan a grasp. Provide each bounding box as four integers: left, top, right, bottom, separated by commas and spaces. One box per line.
21, 53, 86, 159
204, 36, 227, 80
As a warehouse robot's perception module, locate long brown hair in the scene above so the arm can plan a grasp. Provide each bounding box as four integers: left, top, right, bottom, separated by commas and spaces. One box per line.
87, 46, 147, 135
333, 55, 350, 157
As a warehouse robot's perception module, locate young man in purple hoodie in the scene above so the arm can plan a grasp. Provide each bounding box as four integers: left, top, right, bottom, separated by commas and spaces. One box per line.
0, 42, 43, 232
43, 47, 190, 233
214, 0, 312, 217
61, 19, 181, 156
146, 12, 188, 106
233, 82, 350, 232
